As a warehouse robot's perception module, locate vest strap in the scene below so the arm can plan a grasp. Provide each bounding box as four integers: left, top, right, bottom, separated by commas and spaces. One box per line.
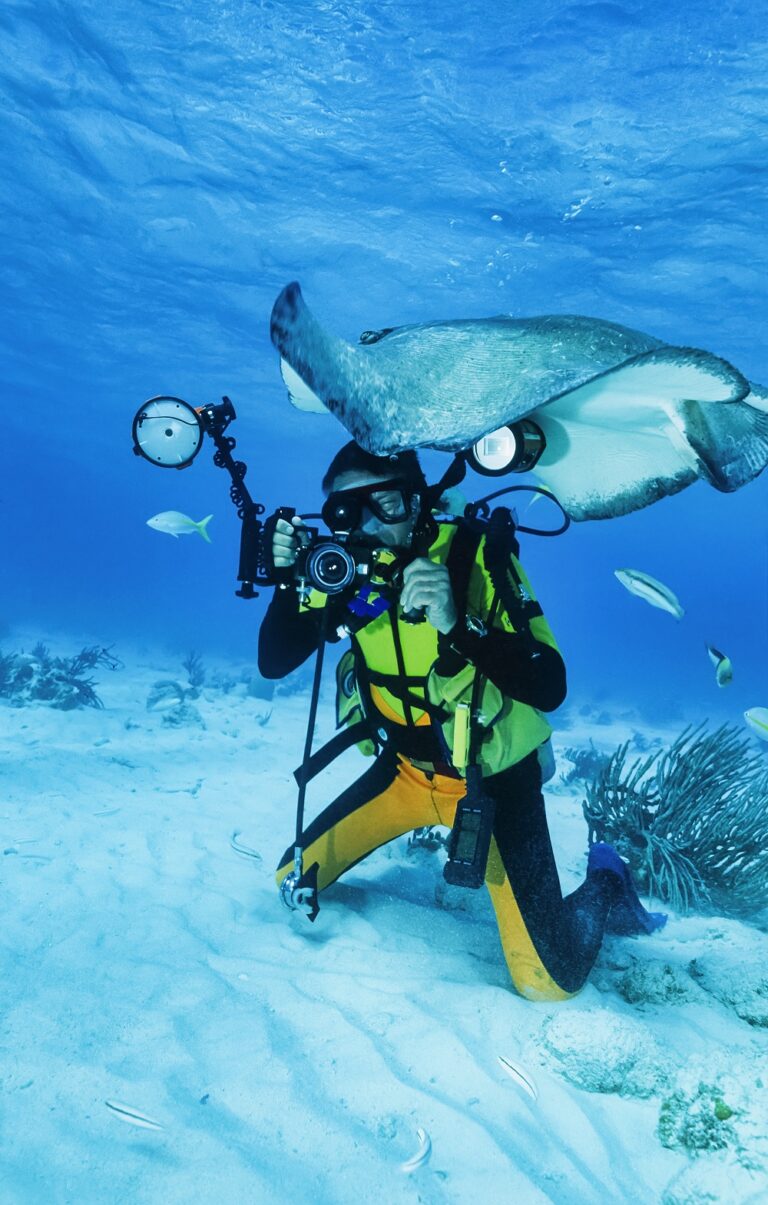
293, 720, 373, 788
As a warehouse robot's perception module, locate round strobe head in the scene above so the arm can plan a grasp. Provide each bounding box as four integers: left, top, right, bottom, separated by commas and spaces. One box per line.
465, 420, 546, 476
132, 396, 204, 468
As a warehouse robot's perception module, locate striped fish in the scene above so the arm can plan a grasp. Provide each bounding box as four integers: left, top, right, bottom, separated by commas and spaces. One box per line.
498, 1054, 538, 1101
614, 569, 684, 619
706, 644, 733, 687
105, 1100, 165, 1131
744, 708, 768, 742
400, 1127, 432, 1174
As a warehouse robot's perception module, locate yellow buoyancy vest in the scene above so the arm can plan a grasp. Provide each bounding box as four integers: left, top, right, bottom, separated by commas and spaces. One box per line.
305, 521, 559, 775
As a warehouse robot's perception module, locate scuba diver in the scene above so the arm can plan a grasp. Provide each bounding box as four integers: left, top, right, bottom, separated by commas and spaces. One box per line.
258, 441, 666, 1002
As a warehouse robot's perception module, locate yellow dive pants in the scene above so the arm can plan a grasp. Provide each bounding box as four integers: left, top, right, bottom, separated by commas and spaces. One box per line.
277, 748, 615, 1001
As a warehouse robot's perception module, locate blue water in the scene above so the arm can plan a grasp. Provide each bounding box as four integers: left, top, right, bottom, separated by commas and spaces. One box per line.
2, 8, 768, 1201
3, 0, 766, 721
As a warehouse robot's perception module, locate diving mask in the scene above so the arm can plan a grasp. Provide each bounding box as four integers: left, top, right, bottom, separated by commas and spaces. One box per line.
322, 478, 418, 533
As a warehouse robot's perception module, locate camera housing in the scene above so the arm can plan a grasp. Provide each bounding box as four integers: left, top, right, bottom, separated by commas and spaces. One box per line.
269, 507, 374, 599
299, 538, 361, 595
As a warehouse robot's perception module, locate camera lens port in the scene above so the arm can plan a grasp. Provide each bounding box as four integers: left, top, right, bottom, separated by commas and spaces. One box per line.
305, 543, 356, 593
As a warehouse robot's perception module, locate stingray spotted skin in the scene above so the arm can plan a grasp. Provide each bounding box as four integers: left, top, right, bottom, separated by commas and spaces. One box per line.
270, 282, 768, 520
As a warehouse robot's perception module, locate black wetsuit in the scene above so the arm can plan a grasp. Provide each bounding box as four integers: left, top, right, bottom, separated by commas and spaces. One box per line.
259, 571, 620, 1001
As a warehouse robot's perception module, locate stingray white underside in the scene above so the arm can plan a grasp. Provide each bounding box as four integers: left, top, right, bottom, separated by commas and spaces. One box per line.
280, 358, 327, 413
531, 355, 742, 520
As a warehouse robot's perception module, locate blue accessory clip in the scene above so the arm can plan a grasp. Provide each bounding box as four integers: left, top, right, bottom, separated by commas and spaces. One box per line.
347, 585, 390, 619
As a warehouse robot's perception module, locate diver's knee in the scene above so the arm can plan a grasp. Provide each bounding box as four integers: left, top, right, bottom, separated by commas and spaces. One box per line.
509, 965, 578, 1003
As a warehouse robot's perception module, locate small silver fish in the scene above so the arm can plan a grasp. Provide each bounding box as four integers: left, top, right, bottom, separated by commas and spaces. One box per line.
744, 707, 768, 742
146, 511, 213, 542
614, 569, 684, 619
400, 1127, 432, 1174
230, 831, 262, 862
706, 644, 733, 687
105, 1100, 165, 1131
146, 680, 186, 712
498, 1054, 538, 1101
146, 694, 184, 713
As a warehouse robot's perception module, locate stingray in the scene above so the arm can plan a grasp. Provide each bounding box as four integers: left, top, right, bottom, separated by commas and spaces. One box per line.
270, 282, 768, 520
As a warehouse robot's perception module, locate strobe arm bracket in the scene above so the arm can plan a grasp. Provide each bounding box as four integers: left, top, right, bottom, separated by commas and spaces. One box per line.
197, 398, 271, 598
132, 394, 275, 598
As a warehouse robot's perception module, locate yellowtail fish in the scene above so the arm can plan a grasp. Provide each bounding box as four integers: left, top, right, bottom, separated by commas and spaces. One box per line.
105, 1100, 165, 1131
498, 1054, 538, 1101
146, 511, 213, 542
744, 708, 768, 741
524, 481, 555, 513
399, 1127, 432, 1174
614, 569, 684, 619
706, 644, 733, 687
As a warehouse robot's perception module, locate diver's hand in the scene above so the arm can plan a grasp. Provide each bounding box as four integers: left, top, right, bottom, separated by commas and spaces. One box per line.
400, 558, 458, 634
272, 516, 307, 567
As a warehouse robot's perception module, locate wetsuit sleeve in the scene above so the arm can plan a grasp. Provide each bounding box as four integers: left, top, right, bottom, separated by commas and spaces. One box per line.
257, 588, 326, 678
436, 553, 567, 712
437, 626, 566, 711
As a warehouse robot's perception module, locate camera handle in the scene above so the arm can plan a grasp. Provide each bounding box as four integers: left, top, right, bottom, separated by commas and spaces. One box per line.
264, 506, 301, 590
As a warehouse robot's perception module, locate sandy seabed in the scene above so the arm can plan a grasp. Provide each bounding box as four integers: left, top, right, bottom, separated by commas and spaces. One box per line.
1, 636, 766, 1205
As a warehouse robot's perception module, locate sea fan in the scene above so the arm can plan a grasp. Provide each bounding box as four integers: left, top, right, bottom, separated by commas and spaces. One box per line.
560, 740, 611, 785
0, 644, 122, 709
182, 650, 206, 696
0, 651, 18, 693
583, 723, 768, 917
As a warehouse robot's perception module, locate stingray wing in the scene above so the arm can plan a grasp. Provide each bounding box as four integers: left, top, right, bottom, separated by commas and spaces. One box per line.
530, 349, 764, 520
270, 282, 664, 452
270, 282, 767, 522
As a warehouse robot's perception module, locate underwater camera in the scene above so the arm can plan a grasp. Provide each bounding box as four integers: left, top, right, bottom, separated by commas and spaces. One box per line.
294, 530, 360, 594
269, 505, 377, 600
132, 396, 551, 603
131, 394, 375, 601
